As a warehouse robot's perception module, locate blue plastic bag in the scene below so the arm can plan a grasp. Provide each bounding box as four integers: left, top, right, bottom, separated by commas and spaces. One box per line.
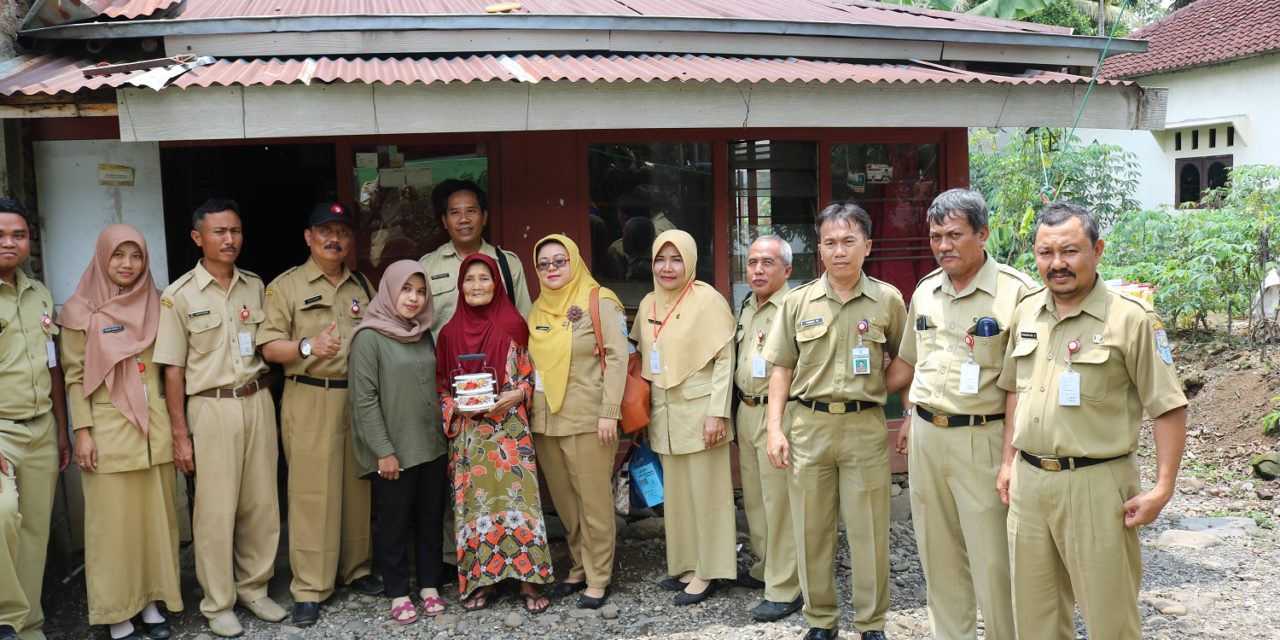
629, 439, 665, 508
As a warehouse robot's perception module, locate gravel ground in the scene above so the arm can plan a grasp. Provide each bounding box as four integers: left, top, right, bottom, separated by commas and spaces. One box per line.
40, 454, 1280, 640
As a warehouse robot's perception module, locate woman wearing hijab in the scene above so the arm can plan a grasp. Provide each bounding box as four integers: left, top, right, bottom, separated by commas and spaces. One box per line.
436, 254, 554, 614
629, 229, 737, 606
61, 225, 182, 640
349, 260, 449, 624
526, 235, 627, 609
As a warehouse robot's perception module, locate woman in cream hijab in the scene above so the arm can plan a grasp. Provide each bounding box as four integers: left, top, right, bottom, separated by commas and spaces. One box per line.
61, 225, 182, 639
629, 229, 736, 605
527, 234, 628, 609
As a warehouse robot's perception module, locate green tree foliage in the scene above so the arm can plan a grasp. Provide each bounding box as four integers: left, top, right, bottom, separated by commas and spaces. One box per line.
876, 0, 1160, 35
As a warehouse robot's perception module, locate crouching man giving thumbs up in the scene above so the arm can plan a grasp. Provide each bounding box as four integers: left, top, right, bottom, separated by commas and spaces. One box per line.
259, 202, 383, 627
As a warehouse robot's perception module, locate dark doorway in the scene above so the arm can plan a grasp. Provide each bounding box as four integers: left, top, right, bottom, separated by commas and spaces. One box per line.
160, 144, 337, 284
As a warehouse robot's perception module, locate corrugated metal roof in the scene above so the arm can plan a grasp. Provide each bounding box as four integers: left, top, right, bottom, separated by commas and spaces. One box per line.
22, 0, 180, 28
170, 0, 1069, 35
0, 53, 1130, 97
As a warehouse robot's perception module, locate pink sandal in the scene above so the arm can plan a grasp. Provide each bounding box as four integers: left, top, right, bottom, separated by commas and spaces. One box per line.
421, 594, 448, 617
390, 600, 419, 624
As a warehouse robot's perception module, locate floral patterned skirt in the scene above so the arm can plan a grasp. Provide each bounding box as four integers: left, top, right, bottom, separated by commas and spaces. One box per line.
451, 411, 555, 598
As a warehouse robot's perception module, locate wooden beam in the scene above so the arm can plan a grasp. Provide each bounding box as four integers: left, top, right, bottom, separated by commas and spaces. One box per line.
0, 102, 117, 118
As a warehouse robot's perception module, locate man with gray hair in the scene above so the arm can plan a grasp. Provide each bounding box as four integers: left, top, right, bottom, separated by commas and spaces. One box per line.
732, 235, 802, 622
890, 188, 1034, 639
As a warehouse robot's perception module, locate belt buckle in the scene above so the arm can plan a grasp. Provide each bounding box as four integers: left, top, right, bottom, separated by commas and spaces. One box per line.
931, 414, 949, 427
1040, 457, 1063, 472
233, 383, 252, 399
829, 402, 846, 415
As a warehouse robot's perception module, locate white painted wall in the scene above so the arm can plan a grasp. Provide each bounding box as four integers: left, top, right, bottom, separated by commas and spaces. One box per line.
34, 139, 168, 305
1078, 52, 1280, 210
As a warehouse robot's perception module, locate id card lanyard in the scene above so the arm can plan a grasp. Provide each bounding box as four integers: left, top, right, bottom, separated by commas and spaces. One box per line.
649, 281, 694, 374
1059, 339, 1081, 406
958, 334, 980, 394
851, 319, 872, 375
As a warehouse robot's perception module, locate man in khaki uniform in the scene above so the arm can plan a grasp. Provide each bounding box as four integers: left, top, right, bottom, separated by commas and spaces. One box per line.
733, 235, 802, 622
996, 203, 1187, 639
259, 203, 379, 626
763, 201, 907, 640
0, 199, 70, 640
155, 199, 286, 638
892, 189, 1033, 640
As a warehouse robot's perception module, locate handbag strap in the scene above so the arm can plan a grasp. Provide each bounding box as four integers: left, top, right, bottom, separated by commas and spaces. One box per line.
590, 286, 607, 376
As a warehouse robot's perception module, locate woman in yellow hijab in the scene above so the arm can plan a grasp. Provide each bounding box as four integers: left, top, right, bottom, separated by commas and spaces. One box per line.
628, 229, 737, 606
526, 234, 628, 609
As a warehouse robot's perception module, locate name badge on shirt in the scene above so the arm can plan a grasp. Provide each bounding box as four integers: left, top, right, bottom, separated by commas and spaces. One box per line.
534, 370, 544, 392
1058, 371, 1081, 406
959, 360, 980, 395
238, 331, 254, 357
649, 347, 662, 374
46, 341, 58, 368
751, 353, 768, 378
851, 346, 872, 375
102, 325, 125, 334
430, 273, 449, 280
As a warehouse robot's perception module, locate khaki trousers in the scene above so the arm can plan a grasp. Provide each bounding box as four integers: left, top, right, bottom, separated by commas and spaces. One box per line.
280, 381, 372, 602
1008, 454, 1142, 639
736, 400, 800, 603
533, 431, 616, 589
789, 405, 890, 632
660, 445, 737, 580
908, 413, 1014, 640
0, 413, 58, 640
187, 393, 280, 619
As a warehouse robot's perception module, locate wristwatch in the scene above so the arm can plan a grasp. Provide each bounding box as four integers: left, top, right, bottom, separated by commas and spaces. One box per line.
902, 408, 913, 418
299, 337, 313, 359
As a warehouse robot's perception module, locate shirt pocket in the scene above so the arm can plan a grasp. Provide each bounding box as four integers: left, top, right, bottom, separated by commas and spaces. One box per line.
966, 322, 1008, 369
681, 381, 713, 401
1071, 346, 1111, 402
188, 312, 223, 354
1010, 339, 1038, 391
240, 308, 266, 344
862, 326, 888, 365
795, 321, 829, 358
429, 275, 456, 299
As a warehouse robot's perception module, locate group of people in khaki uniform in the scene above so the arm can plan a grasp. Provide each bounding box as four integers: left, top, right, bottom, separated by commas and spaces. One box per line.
0, 178, 1187, 640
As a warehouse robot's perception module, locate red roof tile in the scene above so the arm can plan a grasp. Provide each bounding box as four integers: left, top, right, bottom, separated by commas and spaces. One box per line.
1101, 0, 1280, 78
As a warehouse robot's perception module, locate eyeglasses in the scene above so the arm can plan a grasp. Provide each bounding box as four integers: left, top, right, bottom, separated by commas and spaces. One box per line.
536, 257, 570, 271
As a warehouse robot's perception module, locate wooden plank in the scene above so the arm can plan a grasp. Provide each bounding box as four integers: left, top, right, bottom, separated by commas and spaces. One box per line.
941, 42, 1100, 67
371, 82, 532, 134
0, 102, 117, 118
242, 84, 376, 137
117, 86, 245, 141
165, 30, 608, 58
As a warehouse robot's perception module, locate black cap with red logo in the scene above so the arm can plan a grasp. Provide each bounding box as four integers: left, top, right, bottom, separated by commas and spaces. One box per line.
307, 202, 354, 228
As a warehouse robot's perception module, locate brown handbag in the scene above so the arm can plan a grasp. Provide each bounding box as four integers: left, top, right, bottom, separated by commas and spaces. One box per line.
590, 287, 651, 434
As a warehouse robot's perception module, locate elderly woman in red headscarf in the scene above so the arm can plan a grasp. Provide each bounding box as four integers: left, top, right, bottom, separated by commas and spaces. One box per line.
436, 253, 554, 614
61, 224, 182, 640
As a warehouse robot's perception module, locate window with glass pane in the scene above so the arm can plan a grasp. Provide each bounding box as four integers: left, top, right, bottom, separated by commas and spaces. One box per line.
587, 143, 713, 308
729, 140, 819, 304
829, 143, 940, 298
351, 143, 487, 284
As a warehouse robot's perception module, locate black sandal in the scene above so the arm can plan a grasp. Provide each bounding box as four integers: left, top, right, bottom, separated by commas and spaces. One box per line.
522, 589, 551, 614
462, 586, 498, 612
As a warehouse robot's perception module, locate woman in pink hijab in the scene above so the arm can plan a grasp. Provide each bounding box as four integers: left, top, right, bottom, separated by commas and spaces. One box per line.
61, 225, 181, 640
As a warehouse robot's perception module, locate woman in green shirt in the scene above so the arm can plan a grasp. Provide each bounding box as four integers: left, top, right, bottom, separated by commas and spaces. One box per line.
349, 260, 449, 624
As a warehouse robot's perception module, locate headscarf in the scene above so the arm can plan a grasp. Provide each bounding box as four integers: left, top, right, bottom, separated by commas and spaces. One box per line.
526, 234, 622, 413
59, 224, 160, 435
436, 253, 530, 388
632, 230, 734, 389
351, 260, 431, 344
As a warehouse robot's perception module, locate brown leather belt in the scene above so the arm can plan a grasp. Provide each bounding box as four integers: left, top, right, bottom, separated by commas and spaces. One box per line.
1020, 450, 1127, 472
192, 374, 275, 400
735, 389, 768, 407
917, 405, 1005, 428
796, 398, 878, 415
288, 374, 349, 389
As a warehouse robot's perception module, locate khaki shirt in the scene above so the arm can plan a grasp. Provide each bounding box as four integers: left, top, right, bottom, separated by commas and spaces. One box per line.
62, 329, 173, 473
0, 270, 57, 420
419, 240, 532, 336
762, 274, 906, 405
645, 341, 735, 456
257, 257, 373, 378
530, 297, 629, 436
734, 285, 789, 397
997, 282, 1187, 458
901, 256, 1036, 416
153, 262, 270, 394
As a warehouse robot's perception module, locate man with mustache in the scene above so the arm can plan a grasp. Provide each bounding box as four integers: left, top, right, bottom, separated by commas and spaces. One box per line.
890, 189, 1034, 640
155, 199, 284, 637
997, 202, 1187, 638
259, 203, 381, 627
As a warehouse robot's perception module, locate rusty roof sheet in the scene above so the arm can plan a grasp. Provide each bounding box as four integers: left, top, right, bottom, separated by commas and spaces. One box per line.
169, 0, 1070, 35
1100, 0, 1280, 78
0, 53, 1130, 97
23, 0, 181, 28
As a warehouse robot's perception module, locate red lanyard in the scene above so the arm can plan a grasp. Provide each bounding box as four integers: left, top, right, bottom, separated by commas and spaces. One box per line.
650, 281, 695, 342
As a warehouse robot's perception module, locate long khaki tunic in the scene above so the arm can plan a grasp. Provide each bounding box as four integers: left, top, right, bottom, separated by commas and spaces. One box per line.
62, 329, 182, 624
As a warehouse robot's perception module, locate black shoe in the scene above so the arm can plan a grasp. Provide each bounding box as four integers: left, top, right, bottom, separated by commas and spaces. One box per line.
110, 623, 145, 640
860, 632, 886, 640
291, 602, 320, 627
547, 580, 588, 599
139, 618, 172, 640
672, 581, 718, 606
750, 596, 804, 622
577, 589, 608, 609
657, 576, 687, 592
735, 572, 766, 589
347, 574, 385, 596
803, 628, 838, 640
0, 627, 14, 640
438, 564, 459, 585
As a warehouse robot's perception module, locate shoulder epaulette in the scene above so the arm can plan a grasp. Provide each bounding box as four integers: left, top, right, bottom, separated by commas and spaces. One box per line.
995, 263, 1037, 287
240, 269, 262, 280
865, 274, 903, 296
915, 267, 943, 288
1017, 285, 1045, 303
1110, 288, 1155, 312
